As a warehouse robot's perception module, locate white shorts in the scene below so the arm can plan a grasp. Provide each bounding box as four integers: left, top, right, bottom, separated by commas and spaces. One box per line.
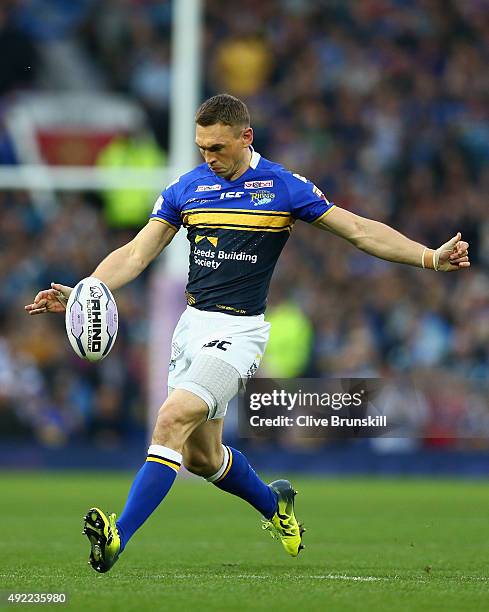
168, 306, 271, 419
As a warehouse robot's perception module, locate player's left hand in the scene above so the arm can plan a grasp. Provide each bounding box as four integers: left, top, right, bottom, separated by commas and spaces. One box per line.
435, 232, 470, 271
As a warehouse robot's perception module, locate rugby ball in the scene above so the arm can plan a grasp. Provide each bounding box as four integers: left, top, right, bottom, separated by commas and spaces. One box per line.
65, 277, 118, 362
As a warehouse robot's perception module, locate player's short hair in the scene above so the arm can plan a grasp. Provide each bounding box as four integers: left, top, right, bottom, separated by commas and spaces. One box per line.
195, 94, 250, 131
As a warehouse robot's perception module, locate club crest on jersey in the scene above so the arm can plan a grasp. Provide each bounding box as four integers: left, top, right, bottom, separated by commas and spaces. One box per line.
250, 191, 275, 206
244, 180, 273, 189
196, 184, 222, 192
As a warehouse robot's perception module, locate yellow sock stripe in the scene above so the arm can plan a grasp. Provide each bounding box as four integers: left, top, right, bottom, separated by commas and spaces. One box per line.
146, 457, 181, 471
214, 447, 233, 483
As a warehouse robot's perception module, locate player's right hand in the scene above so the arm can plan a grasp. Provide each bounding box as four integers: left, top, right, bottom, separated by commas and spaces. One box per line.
24, 282, 73, 315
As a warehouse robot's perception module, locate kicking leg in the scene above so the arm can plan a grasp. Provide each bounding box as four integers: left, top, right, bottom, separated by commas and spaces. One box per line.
183, 414, 277, 518
183, 422, 305, 557
178, 407, 275, 522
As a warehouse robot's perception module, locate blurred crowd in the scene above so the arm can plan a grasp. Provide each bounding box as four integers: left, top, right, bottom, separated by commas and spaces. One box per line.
1, 0, 488, 447
0, 192, 149, 446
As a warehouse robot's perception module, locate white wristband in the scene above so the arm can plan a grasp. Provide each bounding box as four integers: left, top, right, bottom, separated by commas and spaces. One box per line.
421, 247, 426, 269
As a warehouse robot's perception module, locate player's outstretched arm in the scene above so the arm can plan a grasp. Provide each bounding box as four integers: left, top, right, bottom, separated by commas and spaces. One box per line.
24, 220, 177, 315
89, 219, 176, 289
314, 206, 470, 272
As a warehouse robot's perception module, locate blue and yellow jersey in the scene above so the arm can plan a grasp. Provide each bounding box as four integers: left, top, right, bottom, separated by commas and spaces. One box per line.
149, 149, 335, 315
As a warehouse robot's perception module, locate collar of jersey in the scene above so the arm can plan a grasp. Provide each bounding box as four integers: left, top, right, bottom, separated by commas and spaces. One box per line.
249, 146, 261, 169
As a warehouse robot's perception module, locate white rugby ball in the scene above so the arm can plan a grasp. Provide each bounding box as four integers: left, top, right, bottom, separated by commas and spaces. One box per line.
65, 277, 118, 362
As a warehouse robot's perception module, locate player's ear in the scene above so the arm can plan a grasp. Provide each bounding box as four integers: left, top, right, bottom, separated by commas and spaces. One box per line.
241, 126, 253, 147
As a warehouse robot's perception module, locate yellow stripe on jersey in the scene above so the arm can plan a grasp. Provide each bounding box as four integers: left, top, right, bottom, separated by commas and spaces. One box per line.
183, 209, 294, 232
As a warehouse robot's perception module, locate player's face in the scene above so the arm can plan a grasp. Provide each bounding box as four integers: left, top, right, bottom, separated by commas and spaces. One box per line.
195, 123, 253, 181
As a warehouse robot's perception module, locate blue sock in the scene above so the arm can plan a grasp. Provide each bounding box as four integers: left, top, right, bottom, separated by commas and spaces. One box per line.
116, 445, 182, 552
208, 446, 278, 519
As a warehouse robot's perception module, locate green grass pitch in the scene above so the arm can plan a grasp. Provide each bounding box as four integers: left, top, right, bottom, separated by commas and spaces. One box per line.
0, 472, 487, 611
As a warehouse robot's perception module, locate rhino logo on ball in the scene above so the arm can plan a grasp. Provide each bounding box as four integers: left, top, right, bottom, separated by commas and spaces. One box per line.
90, 286, 103, 299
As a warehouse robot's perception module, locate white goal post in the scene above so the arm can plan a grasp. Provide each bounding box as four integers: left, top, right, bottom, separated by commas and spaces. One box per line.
0, 165, 177, 191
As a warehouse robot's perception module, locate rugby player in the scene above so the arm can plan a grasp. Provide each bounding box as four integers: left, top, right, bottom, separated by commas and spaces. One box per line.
25, 94, 470, 573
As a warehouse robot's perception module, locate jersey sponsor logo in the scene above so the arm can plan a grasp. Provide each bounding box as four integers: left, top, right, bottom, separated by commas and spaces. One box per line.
185, 198, 213, 205
220, 191, 244, 199
193, 246, 258, 270
202, 339, 232, 351
217, 250, 257, 263
244, 180, 273, 189
194, 252, 221, 269
196, 184, 222, 192
195, 235, 219, 247
250, 191, 275, 206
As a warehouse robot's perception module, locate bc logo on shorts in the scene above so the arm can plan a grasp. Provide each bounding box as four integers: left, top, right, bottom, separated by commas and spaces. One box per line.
202, 339, 232, 351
